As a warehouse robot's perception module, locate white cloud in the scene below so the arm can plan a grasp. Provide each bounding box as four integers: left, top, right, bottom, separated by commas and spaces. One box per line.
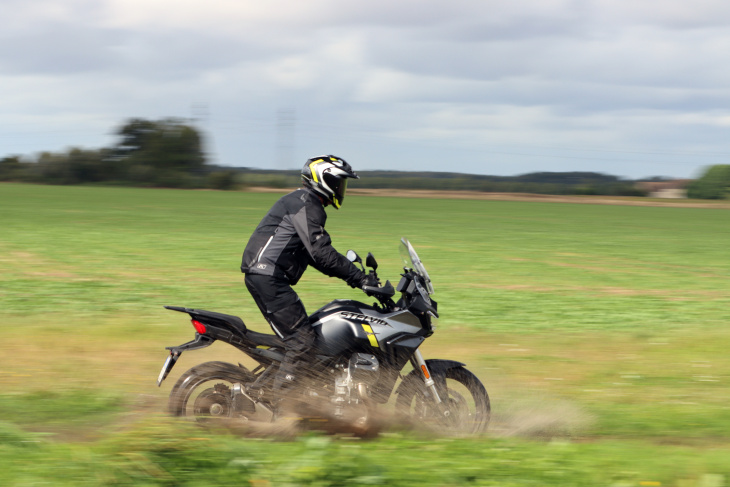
2, 0, 730, 177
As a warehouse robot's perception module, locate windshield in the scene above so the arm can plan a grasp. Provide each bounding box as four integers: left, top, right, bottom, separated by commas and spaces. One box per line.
399, 238, 435, 294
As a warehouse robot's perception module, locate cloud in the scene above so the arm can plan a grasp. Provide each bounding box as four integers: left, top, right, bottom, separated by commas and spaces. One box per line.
2, 0, 730, 178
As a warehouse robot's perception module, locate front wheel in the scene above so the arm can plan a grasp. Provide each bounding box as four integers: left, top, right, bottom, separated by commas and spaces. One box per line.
396, 366, 490, 435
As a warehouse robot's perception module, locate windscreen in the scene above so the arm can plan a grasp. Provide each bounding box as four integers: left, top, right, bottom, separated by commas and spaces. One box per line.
399, 238, 435, 294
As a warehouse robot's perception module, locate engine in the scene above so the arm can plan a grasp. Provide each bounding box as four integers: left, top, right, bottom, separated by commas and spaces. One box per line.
331, 353, 379, 418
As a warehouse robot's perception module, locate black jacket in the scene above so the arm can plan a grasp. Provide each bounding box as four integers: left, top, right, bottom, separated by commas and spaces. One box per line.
241, 189, 365, 286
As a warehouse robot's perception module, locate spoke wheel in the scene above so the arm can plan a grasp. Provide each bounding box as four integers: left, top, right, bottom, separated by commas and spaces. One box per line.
168, 362, 259, 423
397, 367, 490, 435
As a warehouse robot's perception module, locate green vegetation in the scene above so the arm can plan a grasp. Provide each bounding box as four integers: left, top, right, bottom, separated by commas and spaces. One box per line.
0, 121, 650, 196
2, 420, 730, 486
0, 118, 217, 189
212, 168, 649, 196
688, 164, 730, 199
355, 170, 648, 196
1, 183, 730, 485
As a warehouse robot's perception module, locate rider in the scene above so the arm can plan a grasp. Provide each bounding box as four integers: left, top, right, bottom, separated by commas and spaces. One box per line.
241, 155, 377, 402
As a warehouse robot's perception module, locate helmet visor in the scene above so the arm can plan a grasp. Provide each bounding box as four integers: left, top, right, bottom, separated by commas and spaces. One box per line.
325, 174, 348, 208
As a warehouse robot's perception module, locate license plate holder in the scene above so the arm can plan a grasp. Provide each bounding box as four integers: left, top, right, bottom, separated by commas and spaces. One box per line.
157, 352, 181, 386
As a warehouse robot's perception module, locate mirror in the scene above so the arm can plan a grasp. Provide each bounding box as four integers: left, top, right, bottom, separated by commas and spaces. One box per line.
346, 249, 361, 264
365, 252, 378, 270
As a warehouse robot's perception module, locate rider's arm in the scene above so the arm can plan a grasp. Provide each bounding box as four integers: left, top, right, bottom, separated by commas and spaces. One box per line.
292, 201, 365, 287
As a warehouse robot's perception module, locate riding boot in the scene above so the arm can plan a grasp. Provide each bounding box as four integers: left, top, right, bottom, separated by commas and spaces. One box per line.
273, 360, 300, 398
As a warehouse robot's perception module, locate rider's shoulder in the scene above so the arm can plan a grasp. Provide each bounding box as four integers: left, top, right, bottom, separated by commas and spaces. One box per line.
277, 188, 309, 207
281, 189, 325, 217
292, 189, 325, 208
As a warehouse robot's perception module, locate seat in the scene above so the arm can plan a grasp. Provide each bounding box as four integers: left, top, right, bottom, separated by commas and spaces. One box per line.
244, 329, 285, 348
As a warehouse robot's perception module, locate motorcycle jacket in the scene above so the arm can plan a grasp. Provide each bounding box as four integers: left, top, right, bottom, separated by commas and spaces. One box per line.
241, 188, 366, 287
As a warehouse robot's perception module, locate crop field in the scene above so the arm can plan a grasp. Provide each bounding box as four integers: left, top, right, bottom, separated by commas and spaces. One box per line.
1, 182, 730, 486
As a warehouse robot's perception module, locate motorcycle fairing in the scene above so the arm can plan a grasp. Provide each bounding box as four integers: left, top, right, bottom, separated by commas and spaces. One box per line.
309, 299, 432, 403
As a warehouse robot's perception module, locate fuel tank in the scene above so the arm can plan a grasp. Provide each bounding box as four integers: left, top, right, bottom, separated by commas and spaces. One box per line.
310, 299, 428, 365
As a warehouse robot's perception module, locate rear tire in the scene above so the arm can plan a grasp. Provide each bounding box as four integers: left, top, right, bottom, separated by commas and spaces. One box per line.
396, 366, 490, 435
168, 361, 259, 421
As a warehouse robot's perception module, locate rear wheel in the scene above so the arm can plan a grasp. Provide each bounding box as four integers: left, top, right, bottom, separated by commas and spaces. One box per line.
396, 367, 490, 435
168, 361, 261, 422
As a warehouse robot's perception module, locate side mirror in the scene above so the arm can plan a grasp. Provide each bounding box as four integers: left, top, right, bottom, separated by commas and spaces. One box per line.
365, 252, 378, 270
346, 250, 362, 265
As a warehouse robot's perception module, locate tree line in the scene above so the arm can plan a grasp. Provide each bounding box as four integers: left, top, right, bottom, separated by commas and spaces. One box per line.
0, 118, 238, 190
214, 168, 648, 197
1, 118, 727, 198
687, 165, 730, 199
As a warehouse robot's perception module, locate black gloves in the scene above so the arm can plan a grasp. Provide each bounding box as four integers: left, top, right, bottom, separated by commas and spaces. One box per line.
360, 272, 379, 289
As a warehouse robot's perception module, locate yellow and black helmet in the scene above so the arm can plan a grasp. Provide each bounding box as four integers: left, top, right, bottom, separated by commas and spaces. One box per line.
301, 155, 359, 209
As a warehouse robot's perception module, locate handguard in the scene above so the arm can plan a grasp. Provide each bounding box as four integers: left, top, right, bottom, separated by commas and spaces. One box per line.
362, 280, 396, 298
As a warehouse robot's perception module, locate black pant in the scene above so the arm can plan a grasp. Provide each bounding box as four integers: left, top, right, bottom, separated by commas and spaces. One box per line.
244, 274, 315, 393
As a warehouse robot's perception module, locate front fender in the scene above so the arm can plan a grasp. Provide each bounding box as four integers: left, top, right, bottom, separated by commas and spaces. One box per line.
422, 359, 465, 374
395, 359, 466, 396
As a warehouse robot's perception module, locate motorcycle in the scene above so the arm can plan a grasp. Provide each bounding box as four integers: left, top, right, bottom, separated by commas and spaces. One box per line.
156, 238, 490, 435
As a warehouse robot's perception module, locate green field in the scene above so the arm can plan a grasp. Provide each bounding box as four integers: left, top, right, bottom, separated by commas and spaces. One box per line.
1, 183, 730, 486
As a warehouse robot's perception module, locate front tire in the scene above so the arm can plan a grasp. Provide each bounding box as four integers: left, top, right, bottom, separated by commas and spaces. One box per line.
396, 366, 490, 435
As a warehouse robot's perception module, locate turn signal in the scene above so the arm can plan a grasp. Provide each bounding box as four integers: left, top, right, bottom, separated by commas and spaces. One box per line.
421, 365, 431, 379
191, 319, 207, 334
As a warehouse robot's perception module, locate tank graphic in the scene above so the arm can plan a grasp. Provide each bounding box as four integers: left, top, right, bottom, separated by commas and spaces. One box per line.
311, 301, 426, 362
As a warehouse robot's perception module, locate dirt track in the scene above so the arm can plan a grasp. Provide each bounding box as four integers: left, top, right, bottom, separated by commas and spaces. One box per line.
246, 187, 730, 209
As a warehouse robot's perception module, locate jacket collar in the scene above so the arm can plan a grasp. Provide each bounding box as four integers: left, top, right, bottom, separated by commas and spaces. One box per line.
299, 187, 327, 207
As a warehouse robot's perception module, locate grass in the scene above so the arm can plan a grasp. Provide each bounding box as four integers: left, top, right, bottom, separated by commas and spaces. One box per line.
4, 186, 729, 330
1, 182, 730, 485
1, 420, 729, 486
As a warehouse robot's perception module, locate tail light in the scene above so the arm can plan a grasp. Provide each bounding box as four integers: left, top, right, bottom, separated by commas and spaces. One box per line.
191, 319, 207, 334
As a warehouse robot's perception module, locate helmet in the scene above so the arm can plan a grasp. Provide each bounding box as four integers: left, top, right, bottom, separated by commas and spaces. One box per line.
301, 155, 359, 209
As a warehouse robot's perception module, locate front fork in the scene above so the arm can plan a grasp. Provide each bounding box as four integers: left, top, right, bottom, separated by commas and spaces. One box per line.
411, 349, 443, 405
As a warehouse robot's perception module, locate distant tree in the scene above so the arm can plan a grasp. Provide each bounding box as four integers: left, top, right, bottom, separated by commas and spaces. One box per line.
29, 149, 105, 185
687, 165, 730, 199
208, 170, 238, 190
515, 172, 620, 185
114, 119, 158, 158
35, 151, 71, 184
112, 118, 206, 186
0, 156, 23, 181
66, 148, 106, 183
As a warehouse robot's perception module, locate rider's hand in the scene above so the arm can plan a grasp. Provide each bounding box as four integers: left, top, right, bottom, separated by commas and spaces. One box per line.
360, 273, 379, 289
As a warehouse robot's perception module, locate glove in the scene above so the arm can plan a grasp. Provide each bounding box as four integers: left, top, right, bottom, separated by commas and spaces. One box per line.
360, 272, 380, 289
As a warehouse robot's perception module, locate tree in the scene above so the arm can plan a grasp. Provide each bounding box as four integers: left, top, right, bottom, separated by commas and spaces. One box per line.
208, 170, 238, 190
0, 156, 23, 181
66, 148, 106, 183
687, 165, 730, 199
113, 118, 206, 186
114, 118, 158, 158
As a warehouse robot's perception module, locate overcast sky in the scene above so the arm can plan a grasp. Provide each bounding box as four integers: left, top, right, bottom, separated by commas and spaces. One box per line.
3, 0, 730, 179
